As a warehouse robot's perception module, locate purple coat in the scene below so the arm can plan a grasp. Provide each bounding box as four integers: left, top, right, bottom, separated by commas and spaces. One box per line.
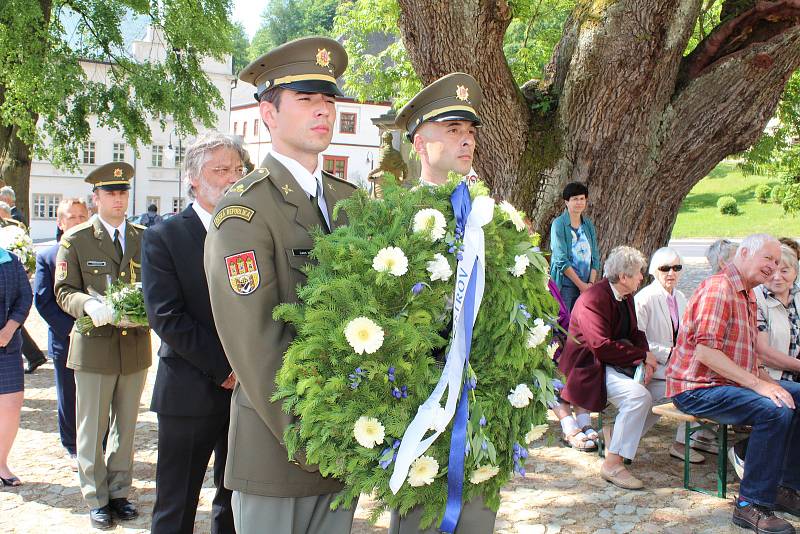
557, 278, 648, 412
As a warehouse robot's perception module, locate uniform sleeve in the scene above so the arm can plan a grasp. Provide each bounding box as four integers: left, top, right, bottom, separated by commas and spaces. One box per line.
205, 205, 315, 470
55, 235, 92, 319
142, 227, 231, 385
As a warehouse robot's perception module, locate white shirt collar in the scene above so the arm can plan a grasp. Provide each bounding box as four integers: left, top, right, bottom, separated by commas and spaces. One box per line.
191, 202, 213, 231
609, 281, 624, 302
270, 150, 323, 198
98, 215, 126, 251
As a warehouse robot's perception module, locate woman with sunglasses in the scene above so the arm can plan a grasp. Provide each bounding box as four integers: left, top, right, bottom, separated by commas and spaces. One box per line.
634, 247, 702, 463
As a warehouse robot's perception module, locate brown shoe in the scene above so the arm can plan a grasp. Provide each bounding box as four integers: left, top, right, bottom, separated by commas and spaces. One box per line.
732, 499, 795, 534
600, 463, 643, 490
776, 486, 800, 518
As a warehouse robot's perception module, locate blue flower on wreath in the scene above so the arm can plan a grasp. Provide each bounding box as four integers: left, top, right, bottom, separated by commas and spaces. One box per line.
349, 367, 367, 389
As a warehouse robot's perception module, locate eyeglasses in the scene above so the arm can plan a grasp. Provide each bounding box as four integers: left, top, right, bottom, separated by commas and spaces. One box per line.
657, 265, 683, 272
210, 166, 246, 178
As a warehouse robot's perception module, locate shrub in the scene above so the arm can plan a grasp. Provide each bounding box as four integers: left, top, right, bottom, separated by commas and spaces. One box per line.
755, 184, 771, 203
772, 184, 787, 204
717, 196, 739, 215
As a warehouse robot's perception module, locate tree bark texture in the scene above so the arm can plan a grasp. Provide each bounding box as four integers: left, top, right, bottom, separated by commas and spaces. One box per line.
397, 0, 800, 260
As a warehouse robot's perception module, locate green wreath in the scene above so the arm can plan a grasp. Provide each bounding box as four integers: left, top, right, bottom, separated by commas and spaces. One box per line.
274, 176, 559, 527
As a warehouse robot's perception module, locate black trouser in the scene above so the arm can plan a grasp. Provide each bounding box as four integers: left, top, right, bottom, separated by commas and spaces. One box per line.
21, 327, 45, 365
150, 413, 234, 534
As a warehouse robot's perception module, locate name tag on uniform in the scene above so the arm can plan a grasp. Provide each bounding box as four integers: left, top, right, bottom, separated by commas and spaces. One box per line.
292, 249, 312, 257
86, 260, 107, 267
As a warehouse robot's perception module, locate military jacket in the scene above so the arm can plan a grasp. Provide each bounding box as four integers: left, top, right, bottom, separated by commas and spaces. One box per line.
204, 153, 356, 498
55, 217, 151, 375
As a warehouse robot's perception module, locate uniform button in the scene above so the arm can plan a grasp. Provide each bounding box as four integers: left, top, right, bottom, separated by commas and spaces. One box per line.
121, 272, 126, 277
122, 330, 128, 336
93, 269, 98, 274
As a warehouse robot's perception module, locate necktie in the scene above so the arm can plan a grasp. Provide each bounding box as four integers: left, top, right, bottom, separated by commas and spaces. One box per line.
113, 229, 123, 259
310, 179, 330, 232
667, 293, 679, 331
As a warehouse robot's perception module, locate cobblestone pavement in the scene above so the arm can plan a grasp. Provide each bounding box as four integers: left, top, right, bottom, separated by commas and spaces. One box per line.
3, 260, 797, 533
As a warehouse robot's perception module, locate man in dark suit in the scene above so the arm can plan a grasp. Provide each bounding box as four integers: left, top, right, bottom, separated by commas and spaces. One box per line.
33, 197, 89, 468
142, 132, 244, 534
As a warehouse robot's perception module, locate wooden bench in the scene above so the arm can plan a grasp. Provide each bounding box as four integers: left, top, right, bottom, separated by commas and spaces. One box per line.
651, 402, 729, 498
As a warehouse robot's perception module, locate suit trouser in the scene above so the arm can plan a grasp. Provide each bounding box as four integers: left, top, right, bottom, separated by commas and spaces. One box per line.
74, 368, 147, 509
231, 490, 356, 534
605, 369, 669, 459
389, 495, 496, 534
151, 413, 234, 534
52, 356, 77, 455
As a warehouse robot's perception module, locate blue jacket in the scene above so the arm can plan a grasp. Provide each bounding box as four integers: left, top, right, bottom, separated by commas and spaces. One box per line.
549, 209, 601, 291
33, 244, 74, 359
0, 251, 32, 356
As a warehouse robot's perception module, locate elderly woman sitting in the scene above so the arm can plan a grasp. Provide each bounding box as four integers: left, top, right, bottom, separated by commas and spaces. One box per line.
634, 247, 705, 463
558, 246, 659, 490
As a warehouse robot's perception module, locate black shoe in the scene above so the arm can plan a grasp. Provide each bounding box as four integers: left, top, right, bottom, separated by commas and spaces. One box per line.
24, 356, 46, 374
108, 498, 138, 520
89, 506, 115, 530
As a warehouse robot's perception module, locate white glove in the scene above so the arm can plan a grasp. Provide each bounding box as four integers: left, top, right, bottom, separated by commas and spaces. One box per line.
84, 299, 114, 327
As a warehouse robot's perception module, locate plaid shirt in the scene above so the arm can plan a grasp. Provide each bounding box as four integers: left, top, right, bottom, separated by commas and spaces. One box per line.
757, 284, 800, 382
666, 263, 759, 397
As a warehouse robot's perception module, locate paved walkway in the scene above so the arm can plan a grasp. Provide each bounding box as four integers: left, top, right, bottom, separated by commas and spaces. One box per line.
2, 261, 797, 533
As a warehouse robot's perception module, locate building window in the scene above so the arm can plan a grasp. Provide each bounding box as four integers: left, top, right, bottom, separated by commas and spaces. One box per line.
323, 155, 348, 180
146, 196, 161, 212
172, 197, 186, 213
233, 122, 238, 135
82, 141, 96, 164
174, 146, 186, 166
242, 121, 248, 138
112, 143, 126, 162
32, 193, 62, 220
253, 121, 259, 136
152, 145, 164, 167
339, 112, 357, 134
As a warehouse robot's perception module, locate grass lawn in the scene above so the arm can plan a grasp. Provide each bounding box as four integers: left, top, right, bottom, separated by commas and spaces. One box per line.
671, 162, 800, 238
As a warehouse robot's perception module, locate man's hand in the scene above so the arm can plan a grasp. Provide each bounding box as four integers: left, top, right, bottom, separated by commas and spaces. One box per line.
221, 371, 237, 390
752, 379, 795, 409
84, 299, 113, 327
643, 351, 658, 385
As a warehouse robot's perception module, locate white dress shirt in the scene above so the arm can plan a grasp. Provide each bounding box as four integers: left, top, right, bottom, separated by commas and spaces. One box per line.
98, 216, 126, 252
191, 202, 213, 231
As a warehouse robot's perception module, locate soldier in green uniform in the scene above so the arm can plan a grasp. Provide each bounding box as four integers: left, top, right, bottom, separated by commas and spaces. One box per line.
54, 162, 151, 530
204, 37, 358, 534
391, 73, 496, 534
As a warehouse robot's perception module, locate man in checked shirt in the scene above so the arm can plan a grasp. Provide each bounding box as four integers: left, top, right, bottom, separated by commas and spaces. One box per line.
667, 233, 800, 534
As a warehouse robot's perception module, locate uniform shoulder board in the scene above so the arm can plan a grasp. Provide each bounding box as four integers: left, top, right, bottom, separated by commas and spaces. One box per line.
323, 171, 357, 189
130, 222, 147, 230
228, 168, 269, 196
64, 220, 93, 238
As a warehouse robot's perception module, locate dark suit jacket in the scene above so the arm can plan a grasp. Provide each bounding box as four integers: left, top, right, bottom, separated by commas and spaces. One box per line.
142, 205, 232, 416
33, 244, 74, 359
558, 278, 649, 412
10, 206, 24, 225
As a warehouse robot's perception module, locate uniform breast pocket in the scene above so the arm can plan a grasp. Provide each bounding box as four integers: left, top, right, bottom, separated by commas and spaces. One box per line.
284, 248, 314, 278
81, 263, 114, 295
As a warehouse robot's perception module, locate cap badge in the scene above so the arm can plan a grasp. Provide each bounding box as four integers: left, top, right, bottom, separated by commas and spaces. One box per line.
113, 168, 123, 178
316, 48, 331, 68
456, 85, 469, 102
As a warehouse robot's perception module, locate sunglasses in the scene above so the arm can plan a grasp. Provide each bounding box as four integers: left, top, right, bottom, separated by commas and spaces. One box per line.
657, 265, 683, 273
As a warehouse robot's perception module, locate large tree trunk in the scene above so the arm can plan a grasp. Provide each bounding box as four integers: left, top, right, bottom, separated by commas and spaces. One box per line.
396, 0, 800, 260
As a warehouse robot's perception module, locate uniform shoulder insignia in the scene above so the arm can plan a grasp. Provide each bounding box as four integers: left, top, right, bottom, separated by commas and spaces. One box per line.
64, 220, 93, 239
229, 168, 269, 196
323, 171, 357, 189
213, 205, 256, 228
130, 222, 147, 230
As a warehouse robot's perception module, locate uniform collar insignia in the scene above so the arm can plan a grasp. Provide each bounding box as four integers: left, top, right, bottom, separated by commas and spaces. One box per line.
282, 183, 293, 196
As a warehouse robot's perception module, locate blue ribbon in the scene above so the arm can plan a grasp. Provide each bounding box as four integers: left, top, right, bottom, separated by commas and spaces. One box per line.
440, 183, 475, 533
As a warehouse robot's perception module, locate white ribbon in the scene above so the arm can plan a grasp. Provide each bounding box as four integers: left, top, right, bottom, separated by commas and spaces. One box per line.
389, 195, 495, 494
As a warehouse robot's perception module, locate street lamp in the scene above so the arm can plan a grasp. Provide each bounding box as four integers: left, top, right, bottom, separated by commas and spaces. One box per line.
165, 129, 183, 213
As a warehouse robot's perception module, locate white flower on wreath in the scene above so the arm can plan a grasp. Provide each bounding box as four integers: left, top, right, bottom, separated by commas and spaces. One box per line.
527, 318, 551, 348
353, 416, 385, 449
372, 246, 409, 276
546, 342, 559, 360
344, 317, 385, 354
508, 383, 534, 408
412, 208, 447, 241
526, 423, 549, 444
408, 455, 439, 487
510, 254, 530, 277
429, 405, 449, 433
427, 253, 453, 282
499, 200, 526, 232
469, 464, 500, 484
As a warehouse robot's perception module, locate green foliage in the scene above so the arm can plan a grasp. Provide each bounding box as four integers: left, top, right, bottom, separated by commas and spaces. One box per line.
230, 21, 250, 74
717, 195, 739, 215
0, 0, 235, 171
247, 0, 337, 60
754, 183, 771, 203
772, 183, 788, 204
274, 177, 558, 525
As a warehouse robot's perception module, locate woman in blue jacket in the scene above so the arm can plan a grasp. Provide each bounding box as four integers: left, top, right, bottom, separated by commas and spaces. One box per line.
0, 246, 32, 487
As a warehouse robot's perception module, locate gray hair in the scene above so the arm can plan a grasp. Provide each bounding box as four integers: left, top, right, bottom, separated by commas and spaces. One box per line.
0, 186, 14, 201
604, 245, 647, 283
706, 239, 737, 274
649, 246, 682, 276
779, 245, 799, 275
0, 200, 11, 216
183, 132, 247, 200
736, 234, 780, 259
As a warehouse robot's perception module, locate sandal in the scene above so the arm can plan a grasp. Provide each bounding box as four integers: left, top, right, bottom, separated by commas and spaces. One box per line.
562, 430, 598, 452
0, 475, 22, 487
581, 425, 599, 441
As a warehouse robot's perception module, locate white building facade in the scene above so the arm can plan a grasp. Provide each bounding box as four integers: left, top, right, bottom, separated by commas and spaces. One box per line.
27, 26, 235, 240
